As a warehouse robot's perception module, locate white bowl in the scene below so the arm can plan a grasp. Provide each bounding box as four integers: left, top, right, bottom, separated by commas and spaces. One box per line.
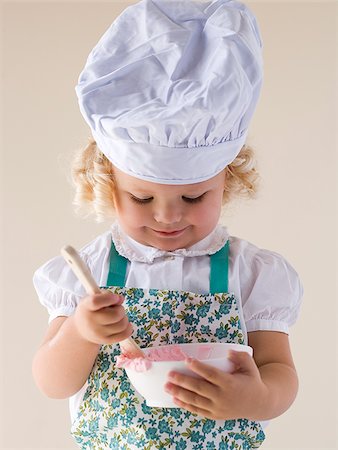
125, 342, 253, 408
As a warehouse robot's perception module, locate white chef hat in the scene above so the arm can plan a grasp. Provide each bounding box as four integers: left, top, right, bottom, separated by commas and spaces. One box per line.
75, 0, 263, 184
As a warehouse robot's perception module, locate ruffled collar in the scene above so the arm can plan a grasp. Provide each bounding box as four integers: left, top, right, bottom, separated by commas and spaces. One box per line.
110, 221, 229, 263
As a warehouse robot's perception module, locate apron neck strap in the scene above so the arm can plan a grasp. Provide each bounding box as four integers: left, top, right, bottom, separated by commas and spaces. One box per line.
209, 240, 229, 294
106, 241, 128, 287
106, 238, 229, 293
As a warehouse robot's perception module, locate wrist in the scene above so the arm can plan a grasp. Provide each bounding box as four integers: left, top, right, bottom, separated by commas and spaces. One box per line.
245, 380, 270, 421
246, 363, 299, 421
68, 313, 101, 349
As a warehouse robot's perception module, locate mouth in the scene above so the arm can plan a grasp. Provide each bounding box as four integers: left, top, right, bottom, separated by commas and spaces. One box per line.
152, 227, 188, 237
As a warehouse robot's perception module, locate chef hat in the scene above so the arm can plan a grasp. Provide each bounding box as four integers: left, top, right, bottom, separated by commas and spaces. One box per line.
75, 0, 263, 184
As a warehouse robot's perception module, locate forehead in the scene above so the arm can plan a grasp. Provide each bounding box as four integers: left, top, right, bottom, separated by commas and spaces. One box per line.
113, 166, 225, 193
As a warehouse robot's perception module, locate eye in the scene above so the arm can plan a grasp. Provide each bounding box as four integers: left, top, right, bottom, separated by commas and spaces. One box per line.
130, 195, 153, 204
182, 193, 206, 203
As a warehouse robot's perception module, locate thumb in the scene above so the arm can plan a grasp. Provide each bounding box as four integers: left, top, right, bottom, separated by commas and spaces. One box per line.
227, 350, 256, 374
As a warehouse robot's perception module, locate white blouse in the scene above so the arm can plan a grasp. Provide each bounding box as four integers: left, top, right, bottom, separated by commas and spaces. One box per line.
33, 221, 303, 333
32, 221, 303, 425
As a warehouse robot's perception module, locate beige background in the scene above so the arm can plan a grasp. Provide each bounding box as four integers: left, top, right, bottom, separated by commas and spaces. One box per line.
1, 1, 337, 449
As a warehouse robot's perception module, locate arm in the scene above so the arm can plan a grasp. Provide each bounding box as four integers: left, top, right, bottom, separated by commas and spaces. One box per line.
164, 330, 299, 421
32, 292, 133, 399
246, 330, 299, 420
32, 315, 100, 399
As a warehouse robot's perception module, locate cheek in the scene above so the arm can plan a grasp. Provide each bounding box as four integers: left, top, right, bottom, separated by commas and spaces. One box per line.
120, 203, 150, 225
193, 197, 222, 223
192, 203, 216, 221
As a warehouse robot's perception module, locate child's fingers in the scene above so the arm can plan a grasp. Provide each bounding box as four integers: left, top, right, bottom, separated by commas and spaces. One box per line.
85, 292, 124, 311
97, 306, 128, 326
185, 358, 230, 385
104, 322, 134, 345
165, 371, 216, 400
103, 316, 131, 335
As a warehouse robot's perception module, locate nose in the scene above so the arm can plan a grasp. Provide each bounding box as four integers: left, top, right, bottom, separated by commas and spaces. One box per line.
153, 201, 183, 225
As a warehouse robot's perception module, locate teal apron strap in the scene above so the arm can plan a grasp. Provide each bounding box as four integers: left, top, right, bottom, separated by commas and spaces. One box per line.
105, 236, 229, 292
209, 240, 229, 294
106, 238, 128, 287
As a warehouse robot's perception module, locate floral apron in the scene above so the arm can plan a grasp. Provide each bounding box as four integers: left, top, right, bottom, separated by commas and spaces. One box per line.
71, 239, 265, 449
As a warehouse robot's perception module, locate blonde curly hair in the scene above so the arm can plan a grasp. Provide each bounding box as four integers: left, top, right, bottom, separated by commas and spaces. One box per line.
71, 137, 260, 223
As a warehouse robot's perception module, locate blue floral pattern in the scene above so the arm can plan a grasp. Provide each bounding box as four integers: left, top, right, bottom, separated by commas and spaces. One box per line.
71, 288, 265, 449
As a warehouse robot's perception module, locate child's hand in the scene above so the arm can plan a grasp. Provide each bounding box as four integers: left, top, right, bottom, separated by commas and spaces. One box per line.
74, 292, 133, 345
164, 351, 268, 421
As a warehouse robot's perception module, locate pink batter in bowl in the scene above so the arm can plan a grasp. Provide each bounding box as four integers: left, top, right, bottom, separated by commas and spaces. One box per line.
116, 342, 253, 408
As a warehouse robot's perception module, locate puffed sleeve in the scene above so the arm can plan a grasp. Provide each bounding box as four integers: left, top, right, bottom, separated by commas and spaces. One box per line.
32, 231, 112, 324
231, 237, 304, 334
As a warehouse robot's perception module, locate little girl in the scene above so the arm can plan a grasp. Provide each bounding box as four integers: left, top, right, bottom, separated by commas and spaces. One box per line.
32, 1, 303, 449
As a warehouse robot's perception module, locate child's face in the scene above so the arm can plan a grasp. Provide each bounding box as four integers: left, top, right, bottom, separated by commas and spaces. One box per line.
112, 167, 226, 251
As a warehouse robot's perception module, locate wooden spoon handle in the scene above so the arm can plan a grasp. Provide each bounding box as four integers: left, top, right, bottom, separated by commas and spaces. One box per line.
61, 245, 144, 358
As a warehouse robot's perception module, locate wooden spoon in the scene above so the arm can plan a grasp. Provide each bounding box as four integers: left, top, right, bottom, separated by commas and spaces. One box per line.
61, 245, 144, 358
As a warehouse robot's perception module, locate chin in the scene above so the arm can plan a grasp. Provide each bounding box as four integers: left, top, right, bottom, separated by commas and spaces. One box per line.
157, 243, 183, 251
154, 237, 195, 251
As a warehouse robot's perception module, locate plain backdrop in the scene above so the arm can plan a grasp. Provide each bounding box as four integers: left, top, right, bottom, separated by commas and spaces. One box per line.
1, 1, 337, 449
